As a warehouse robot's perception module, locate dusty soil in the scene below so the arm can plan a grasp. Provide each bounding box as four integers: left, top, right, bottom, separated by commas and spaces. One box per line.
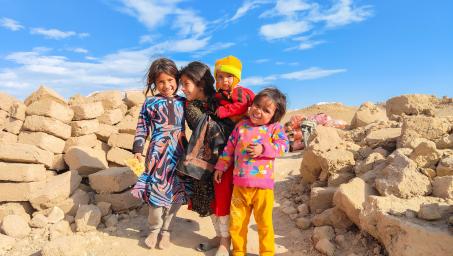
282, 103, 358, 125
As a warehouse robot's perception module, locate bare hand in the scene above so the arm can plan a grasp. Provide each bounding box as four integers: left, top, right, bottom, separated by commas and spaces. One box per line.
214, 170, 223, 184
134, 153, 144, 163
246, 143, 263, 158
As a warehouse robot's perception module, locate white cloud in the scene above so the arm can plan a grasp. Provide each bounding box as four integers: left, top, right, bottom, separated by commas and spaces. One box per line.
30, 28, 88, 39
261, 0, 312, 18
172, 9, 206, 38
260, 20, 311, 40
192, 42, 235, 57
309, 0, 372, 28
230, 0, 270, 21
242, 67, 346, 86
1, 17, 24, 31
119, 0, 177, 29
70, 48, 89, 54
139, 35, 154, 44
255, 58, 269, 64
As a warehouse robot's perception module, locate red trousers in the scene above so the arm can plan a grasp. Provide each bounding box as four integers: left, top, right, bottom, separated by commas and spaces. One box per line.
212, 166, 234, 216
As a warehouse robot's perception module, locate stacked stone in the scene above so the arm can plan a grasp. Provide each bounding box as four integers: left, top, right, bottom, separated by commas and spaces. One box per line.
0, 93, 26, 143
279, 94, 453, 256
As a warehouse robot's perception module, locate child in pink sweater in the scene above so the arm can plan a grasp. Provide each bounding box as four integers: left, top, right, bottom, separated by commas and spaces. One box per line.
214, 87, 289, 256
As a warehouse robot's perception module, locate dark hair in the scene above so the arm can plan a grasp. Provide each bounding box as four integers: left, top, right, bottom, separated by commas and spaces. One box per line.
179, 61, 215, 97
253, 87, 287, 123
145, 57, 179, 96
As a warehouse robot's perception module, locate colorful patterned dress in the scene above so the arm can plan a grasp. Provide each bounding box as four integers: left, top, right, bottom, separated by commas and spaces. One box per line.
131, 95, 188, 208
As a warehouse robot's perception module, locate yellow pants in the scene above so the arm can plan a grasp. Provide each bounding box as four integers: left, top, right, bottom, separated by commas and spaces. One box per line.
229, 186, 274, 256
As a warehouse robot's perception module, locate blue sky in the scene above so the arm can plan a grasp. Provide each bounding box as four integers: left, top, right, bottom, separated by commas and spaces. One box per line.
1, 0, 452, 109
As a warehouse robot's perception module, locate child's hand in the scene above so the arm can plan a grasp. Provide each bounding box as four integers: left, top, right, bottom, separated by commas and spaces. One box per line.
213, 170, 223, 184
134, 153, 144, 163
246, 143, 264, 158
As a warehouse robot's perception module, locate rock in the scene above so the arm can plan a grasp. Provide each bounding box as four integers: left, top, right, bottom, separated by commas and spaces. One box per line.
116, 115, 138, 135
124, 91, 145, 108
30, 213, 49, 228
409, 140, 441, 168
386, 94, 437, 118
49, 220, 72, 240
0, 202, 32, 223
9, 101, 26, 121
26, 99, 74, 123
437, 156, 453, 176
98, 109, 124, 125
41, 235, 88, 256
18, 131, 65, 154
375, 153, 432, 198
55, 189, 90, 216
95, 189, 142, 212
399, 116, 451, 148
420, 168, 437, 179
365, 128, 401, 148
310, 187, 337, 213
89, 90, 123, 110
71, 119, 100, 136
354, 152, 386, 175
47, 207, 65, 224
318, 148, 355, 176
75, 204, 101, 232
327, 172, 355, 187
107, 133, 134, 151
64, 146, 108, 176
417, 203, 442, 221
282, 206, 298, 215
436, 134, 453, 149
312, 207, 353, 229
297, 204, 309, 216
50, 154, 68, 171
0, 233, 15, 252
333, 178, 377, 226
3, 117, 23, 134
0, 92, 17, 112
106, 147, 134, 166
24, 86, 66, 106
29, 170, 82, 210
0, 131, 17, 143
315, 238, 335, 256
312, 226, 335, 244
0, 162, 46, 182
432, 176, 453, 199
95, 125, 118, 145
23, 115, 71, 140
0, 181, 45, 201
351, 102, 388, 128
1, 214, 31, 238
103, 214, 118, 228
295, 217, 311, 230
96, 202, 111, 217
71, 102, 104, 120
89, 167, 137, 193
65, 215, 75, 224
64, 134, 98, 153
0, 143, 53, 167
127, 106, 141, 117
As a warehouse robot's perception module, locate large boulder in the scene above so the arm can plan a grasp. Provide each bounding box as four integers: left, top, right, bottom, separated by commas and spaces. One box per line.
24, 85, 66, 106
64, 134, 98, 153
26, 99, 74, 123
75, 204, 101, 232
399, 116, 451, 148
116, 115, 138, 135
0, 131, 17, 143
95, 124, 118, 142
1, 214, 30, 238
64, 146, 108, 176
375, 153, 432, 198
409, 140, 441, 168
365, 128, 401, 149
22, 115, 72, 140
97, 109, 124, 125
386, 94, 437, 118
3, 118, 23, 135
124, 91, 145, 108
70, 119, 100, 136
0, 181, 45, 201
107, 133, 134, 151
106, 147, 134, 166
95, 189, 142, 212
89, 90, 123, 110
0, 143, 53, 167
0, 163, 46, 182
88, 167, 137, 193
351, 102, 388, 128
71, 102, 104, 120
0, 93, 17, 112
18, 131, 65, 154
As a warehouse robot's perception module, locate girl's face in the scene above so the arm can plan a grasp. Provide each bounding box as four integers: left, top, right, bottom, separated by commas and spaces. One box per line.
180, 75, 205, 101
216, 71, 234, 91
248, 96, 277, 126
155, 72, 177, 97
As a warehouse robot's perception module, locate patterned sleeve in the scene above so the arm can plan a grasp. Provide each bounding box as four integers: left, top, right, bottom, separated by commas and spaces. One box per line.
132, 98, 154, 154
214, 124, 240, 172
260, 123, 289, 159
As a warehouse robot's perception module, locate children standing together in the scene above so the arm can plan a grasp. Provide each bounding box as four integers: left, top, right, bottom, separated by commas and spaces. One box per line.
131, 55, 289, 256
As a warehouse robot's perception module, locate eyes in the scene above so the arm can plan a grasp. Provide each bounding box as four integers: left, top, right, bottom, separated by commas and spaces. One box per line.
156, 78, 175, 85
217, 74, 233, 80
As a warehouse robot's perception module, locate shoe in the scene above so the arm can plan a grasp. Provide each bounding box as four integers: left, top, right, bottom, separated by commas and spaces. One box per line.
144, 232, 159, 249
196, 236, 220, 252
157, 232, 171, 249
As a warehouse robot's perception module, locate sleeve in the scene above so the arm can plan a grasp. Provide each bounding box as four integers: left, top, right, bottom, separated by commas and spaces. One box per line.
132, 99, 154, 154
260, 123, 289, 158
217, 87, 254, 119
214, 124, 240, 172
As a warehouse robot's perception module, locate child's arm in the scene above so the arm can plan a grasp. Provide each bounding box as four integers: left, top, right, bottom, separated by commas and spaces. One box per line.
132, 99, 154, 155
216, 87, 254, 119
214, 124, 239, 172
260, 123, 289, 158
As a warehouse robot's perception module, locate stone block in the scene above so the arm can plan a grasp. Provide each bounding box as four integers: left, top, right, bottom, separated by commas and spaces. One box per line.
89, 167, 137, 193
71, 119, 100, 136
0, 180, 45, 201
9, 101, 26, 121
107, 147, 133, 166
18, 131, 65, 154
108, 133, 134, 151
116, 115, 138, 135
75, 204, 101, 232
24, 85, 66, 106
64, 146, 108, 176
95, 124, 118, 142
1, 214, 30, 238
0, 131, 17, 143
23, 115, 71, 139
50, 154, 67, 171
3, 118, 23, 135
0, 163, 46, 182
89, 90, 123, 110
0, 93, 17, 112
64, 134, 98, 153
310, 187, 337, 213
71, 102, 104, 120
26, 99, 74, 123
95, 189, 142, 212
98, 108, 124, 125
55, 189, 90, 216
124, 91, 145, 108
0, 143, 53, 167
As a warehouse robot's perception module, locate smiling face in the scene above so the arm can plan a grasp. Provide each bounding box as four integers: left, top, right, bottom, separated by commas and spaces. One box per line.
248, 95, 277, 126
216, 71, 235, 91
155, 72, 177, 97
180, 74, 205, 101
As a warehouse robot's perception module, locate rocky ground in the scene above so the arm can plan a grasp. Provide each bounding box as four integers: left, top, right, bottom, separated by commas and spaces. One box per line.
0, 87, 452, 256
